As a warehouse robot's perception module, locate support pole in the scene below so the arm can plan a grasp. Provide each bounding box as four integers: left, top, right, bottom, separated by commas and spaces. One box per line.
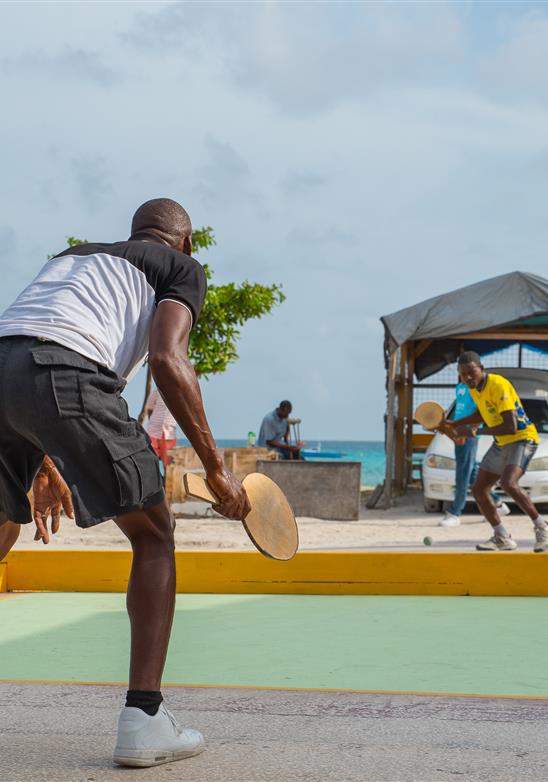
394, 344, 407, 494
405, 345, 415, 487
380, 350, 397, 509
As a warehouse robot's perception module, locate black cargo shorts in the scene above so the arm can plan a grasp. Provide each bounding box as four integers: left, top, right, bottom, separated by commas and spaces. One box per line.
0, 336, 164, 528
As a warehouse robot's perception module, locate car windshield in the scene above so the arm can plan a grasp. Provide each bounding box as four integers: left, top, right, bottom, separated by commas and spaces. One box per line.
446, 396, 548, 433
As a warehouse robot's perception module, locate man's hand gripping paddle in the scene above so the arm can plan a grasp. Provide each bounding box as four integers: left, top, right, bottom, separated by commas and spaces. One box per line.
414, 400, 464, 442
183, 472, 299, 561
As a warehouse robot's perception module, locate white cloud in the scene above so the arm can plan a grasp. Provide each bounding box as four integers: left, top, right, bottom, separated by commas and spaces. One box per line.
71, 157, 113, 213
480, 11, 548, 103
2, 2, 548, 439
229, 3, 464, 114
1, 49, 117, 86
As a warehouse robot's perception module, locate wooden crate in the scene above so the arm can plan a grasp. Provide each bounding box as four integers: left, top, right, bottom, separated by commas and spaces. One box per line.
166, 447, 277, 503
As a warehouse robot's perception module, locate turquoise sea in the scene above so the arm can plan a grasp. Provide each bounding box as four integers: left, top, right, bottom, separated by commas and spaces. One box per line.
176, 439, 386, 487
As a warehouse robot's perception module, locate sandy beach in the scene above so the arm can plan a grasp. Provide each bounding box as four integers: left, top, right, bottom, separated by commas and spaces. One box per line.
12, 489, 543, 553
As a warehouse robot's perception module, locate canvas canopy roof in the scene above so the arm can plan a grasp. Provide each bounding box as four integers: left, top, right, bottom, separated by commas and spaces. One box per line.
381, 271, 548, 380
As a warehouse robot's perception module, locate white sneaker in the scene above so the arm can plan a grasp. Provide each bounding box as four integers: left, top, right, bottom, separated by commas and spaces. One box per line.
476, 535, 518, 552
534, 524, 548, 553
439, 512, 460, 527
495, 502, 511, 517
114, 703, 205, 768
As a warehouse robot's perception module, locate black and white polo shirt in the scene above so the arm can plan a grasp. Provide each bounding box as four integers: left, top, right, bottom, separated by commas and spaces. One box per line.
0, 240, 207, 379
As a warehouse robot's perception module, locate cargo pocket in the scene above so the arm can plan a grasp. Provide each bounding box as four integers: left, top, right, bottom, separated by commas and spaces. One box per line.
31, 346, 98, 419
103, 433, 161, 507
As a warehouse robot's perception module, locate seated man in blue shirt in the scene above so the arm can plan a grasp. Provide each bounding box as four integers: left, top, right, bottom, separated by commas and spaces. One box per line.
258, 400, 302, 460
441, 382, 509, 527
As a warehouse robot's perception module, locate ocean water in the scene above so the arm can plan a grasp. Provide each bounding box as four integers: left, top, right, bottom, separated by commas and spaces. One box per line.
176, 439, 386, 487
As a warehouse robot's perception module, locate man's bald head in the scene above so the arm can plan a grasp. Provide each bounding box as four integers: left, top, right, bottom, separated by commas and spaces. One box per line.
130, 198, 192, 254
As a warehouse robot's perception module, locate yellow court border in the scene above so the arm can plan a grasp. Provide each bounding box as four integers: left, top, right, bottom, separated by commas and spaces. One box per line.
2, 549, 548, 596
0, 678, 547, 701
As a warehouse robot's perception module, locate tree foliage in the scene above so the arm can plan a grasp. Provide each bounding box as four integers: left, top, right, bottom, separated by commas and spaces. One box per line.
191, 264, 284, 378
188, 226, 285, 377
51, 229, 285, 379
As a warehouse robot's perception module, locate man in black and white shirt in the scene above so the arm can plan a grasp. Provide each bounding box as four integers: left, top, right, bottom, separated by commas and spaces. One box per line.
0, 198, 250, 768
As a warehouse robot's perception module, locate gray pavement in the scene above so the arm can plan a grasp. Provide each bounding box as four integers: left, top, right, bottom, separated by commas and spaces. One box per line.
0, 683, 546, 781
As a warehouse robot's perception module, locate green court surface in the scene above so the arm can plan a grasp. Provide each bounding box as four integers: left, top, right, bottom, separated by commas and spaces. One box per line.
1, 593, 548, 698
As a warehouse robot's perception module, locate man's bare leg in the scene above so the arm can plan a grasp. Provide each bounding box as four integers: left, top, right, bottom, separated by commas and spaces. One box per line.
0, 520, 20, 562
115, 498, 176, 691
472, 469, 501, 528
473, 468, 519, 550
500, 464, 539, 520
113, 498, 204, 768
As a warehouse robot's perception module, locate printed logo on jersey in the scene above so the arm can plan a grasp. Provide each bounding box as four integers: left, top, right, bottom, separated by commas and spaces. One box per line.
485, 400, 498, 416
515, 401, 532, 431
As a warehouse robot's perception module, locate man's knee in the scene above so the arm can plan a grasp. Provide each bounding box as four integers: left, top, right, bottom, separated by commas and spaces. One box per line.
0, 521, 21, 560
132, 525, 175, 558
472, 480, 494, 502
142, 508, 175, 551
117, 502, 175, 553
471, 481, 483, 500
500, 476, 519, 495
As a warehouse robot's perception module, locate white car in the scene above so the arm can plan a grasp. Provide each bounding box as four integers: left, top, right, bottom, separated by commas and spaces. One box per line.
422, 368, 548, 512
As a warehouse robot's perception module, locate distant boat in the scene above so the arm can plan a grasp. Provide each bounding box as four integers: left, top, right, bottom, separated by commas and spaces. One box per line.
301, 442, 346, 459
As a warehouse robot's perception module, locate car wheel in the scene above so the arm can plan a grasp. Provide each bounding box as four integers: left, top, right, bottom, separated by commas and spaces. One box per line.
424, 497, 443, 513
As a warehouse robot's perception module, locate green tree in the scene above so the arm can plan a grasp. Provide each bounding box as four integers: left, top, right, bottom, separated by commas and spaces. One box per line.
139, 227, 285, 420
49, 231, 285, 420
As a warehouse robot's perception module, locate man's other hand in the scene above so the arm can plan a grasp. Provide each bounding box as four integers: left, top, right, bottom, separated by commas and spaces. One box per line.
32, 457, 74, 544
437, 420, 461, 441
437, 419, 453, 434
453, 424, 477, 440
205, 467, 251, 520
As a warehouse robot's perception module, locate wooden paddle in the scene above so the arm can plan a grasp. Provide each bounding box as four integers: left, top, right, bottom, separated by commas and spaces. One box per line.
183, 472, 299, 561
414, 400, 445, 431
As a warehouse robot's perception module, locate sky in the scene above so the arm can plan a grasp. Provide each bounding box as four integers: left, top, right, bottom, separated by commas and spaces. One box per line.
2, 1, 548, 441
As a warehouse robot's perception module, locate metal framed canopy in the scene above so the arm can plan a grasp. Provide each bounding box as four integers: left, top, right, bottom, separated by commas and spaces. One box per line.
374, 271, 548, 508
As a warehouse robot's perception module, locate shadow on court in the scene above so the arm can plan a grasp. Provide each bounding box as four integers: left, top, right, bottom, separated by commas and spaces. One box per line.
1, 682, 547, 781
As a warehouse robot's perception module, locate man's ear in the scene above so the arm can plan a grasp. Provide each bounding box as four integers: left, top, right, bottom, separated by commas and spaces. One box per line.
173, 235, 192, 255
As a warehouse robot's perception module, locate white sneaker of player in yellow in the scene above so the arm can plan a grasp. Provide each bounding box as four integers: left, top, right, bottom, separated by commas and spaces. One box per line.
534, 524, 548, 553
476, 534, 517, 552
113, 703, 205, 768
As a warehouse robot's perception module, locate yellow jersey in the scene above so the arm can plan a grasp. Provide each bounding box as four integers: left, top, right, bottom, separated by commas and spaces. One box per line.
469, 373, 538, 446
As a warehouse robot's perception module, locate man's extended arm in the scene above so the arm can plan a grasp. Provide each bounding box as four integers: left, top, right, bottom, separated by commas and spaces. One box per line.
438, 409, 483, 441
446, 410, 484, 429
148, 300, 250, 520
453, 409, 517, 439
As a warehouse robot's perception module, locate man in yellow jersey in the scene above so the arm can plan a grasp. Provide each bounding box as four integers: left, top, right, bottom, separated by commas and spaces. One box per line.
443, 351, 548, 552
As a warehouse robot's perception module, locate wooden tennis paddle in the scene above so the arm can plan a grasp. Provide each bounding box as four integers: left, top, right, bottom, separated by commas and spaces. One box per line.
183, 472, 299, 561
414, 400, 445, 431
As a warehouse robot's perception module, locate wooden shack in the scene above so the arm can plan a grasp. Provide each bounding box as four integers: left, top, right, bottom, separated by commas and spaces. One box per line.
377, 272, 548, 507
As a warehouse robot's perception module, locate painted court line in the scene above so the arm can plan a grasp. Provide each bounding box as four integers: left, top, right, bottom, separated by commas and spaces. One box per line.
1, 678, 547, 701
0, 592, 30, 602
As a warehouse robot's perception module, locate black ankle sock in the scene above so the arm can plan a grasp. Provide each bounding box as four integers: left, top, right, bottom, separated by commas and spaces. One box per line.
126, 689, 163, 716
